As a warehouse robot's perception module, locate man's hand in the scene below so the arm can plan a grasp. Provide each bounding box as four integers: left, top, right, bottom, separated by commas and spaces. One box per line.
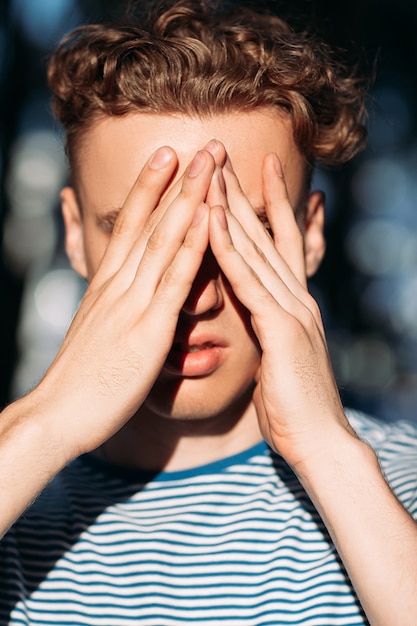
0, 146, 218, 536
43, 147, 220, 459
207, 152, 417, 626
208, 152, 356, 471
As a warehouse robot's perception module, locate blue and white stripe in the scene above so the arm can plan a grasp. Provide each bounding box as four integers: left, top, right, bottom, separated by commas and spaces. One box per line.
1, 410, 417, 625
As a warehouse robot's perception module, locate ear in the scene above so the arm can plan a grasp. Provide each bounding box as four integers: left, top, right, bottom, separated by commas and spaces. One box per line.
303, 190, 326, 278
61, 187, 88, 280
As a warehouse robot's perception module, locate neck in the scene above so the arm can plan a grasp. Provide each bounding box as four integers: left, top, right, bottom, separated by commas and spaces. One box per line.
95, 396, 262, 472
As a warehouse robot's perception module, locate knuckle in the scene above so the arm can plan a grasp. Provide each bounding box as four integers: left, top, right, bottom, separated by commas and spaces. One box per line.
299, 306, 317, 333
143, 210, 161, 236
251, 240, 268, 264
182, 235, 194, 250
182, 227, 204, 251
146, 228, 166, 251
155, 264, 192, 306
112, 214, 129, 237
134, 176, 153, 195
161, 263, 180, 287
177, 187, 193, 203
304, 294, 322, 325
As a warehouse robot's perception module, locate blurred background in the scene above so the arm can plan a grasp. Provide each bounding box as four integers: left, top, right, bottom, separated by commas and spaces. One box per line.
1, 0, 417, 423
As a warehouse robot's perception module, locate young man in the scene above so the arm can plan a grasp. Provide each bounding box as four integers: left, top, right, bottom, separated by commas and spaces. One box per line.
1, 1, 417, 624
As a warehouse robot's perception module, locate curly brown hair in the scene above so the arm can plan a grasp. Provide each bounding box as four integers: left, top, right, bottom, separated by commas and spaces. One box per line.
47, 0, 368, 172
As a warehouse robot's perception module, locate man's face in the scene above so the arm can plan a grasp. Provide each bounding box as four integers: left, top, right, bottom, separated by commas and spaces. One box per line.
62, 109, 324, 424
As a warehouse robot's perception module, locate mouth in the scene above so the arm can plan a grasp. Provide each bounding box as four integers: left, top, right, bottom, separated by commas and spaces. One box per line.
164, 339, 226, 377
175, 342, 215, 353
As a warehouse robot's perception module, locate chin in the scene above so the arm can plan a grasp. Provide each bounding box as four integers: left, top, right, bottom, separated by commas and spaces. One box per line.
143, 376, 255, 424
144, 384, 220, 421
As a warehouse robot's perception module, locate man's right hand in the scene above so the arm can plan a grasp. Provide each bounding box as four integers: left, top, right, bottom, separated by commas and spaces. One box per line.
0, 145, 216, 536
43, 146, 219, 457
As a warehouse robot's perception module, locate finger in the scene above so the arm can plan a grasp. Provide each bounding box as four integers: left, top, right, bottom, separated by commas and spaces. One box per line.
91, 146, 178, 286
201, 139, 227, 166
151, 139, 228, 220
262, 153, 306, 286
219, 159, 309, 312
122, 203, 210, 388
207, 165, 228, 210
93, 149, 214, 300
128, 150, 215, 293
209, 204, 324, 337
224, 154, 306, 287
139, 203, 210, 336
209, 203, 291, 339
210, 205, 300, 320
223, 154, 271, 244
222, 154, 301, 290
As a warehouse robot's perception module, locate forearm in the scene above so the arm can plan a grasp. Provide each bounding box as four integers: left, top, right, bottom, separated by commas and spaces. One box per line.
294, 428, 417, 626
0, 391, 71, 538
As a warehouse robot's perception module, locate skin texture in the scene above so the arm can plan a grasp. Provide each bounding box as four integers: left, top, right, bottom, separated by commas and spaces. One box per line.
1, 108, 417, 625
61, 109, 326, 471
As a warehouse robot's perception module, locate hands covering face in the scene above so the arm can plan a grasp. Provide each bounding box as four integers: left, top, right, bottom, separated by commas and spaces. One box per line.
205, 144, 354, 470
49, 140, 353, 469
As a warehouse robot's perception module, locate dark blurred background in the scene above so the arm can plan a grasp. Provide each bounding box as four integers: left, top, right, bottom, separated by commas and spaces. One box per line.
1, 0, 417, 423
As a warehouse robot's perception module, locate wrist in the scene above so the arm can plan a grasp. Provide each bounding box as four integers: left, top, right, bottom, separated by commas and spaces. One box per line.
0, 389, 75, 536
13, 383, 77, 468
288, 423, 379, 493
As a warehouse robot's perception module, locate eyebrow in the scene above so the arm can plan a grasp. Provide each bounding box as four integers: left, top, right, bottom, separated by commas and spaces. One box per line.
94, 200, 302, 233
95, 205, 272, 232
95, 208, 122, 231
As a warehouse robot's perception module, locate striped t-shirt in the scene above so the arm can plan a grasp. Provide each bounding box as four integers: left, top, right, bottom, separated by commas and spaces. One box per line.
2, 410, 417, 625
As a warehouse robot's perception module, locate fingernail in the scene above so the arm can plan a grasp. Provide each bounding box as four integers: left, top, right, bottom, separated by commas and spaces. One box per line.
188, 151, 206, 177
203, 139, 220, 155
149, 146, 174, 170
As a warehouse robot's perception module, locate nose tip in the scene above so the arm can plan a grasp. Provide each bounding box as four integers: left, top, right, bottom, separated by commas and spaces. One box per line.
181, 276, 223, 317
181, 250, 224, 317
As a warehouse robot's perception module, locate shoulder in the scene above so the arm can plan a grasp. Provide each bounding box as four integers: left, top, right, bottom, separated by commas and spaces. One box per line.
11, 455, 116, 529
346, 408, 417, 514
346, 408, 417, 452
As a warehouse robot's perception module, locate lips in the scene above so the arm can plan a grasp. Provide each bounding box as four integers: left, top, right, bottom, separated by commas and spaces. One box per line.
175, 342, 215, 353
164, 336, 227, 377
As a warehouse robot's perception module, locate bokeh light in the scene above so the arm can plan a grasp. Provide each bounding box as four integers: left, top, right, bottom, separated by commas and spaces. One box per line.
11, 0, 83, 49
1, 0, 417, 424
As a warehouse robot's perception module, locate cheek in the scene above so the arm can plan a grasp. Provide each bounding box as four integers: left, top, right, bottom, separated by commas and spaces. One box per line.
224, 277, 260, 347
84, 229, 112, 279
246, 335, 262, 373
